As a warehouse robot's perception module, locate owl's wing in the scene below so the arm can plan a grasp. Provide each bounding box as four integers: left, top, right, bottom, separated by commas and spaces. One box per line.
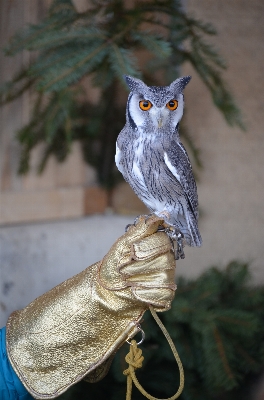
115, 142, 124, 174
164, 140, 199, 219
115, 126, 129, 175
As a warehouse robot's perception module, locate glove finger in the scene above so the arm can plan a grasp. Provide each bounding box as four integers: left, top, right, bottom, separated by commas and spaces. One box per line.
123, 215, 165, 246
120, 252, 175, 276
125, 268, 176, 290
131, 232, 172, 261
132, 287, 176, 311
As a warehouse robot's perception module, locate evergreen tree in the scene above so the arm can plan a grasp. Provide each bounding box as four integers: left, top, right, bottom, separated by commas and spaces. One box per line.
1, 0, 244, 189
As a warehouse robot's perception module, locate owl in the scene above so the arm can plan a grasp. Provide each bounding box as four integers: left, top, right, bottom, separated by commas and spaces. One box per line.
115, 75, 202, 252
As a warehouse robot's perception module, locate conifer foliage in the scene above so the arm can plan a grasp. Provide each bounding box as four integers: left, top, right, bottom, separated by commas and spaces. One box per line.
1, 0, 244, 187
60, 262, 264, 400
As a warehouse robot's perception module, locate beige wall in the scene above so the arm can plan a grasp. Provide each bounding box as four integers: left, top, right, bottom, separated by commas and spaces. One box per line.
181, 0, 264, 280
1, 1, 264, 280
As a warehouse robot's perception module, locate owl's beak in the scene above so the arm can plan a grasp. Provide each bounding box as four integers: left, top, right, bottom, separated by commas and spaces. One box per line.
157, 118, 163, 128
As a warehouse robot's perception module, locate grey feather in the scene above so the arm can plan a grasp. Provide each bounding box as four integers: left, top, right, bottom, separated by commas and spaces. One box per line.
116, 75, 202, 247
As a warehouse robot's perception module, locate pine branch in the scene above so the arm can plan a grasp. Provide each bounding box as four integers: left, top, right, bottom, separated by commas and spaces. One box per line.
37, 42, 108, 92
4, 16, 77, 56
1, 0, 245, 183
132, 32, 172, 59
109, 45, 140, 79
0, 69, 35, 105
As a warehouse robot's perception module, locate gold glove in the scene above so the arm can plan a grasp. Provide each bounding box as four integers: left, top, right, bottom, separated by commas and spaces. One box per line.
6, 216, 176, 399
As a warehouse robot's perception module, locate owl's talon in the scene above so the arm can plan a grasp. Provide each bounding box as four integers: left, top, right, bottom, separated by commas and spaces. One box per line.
125, 224, 133, 232
133, 214, 153, 226
176, 232, 185, 260
127, 218, 185, 259
125, 214, 153, 232
161, 228, 185, 260
156, 211, 170, 220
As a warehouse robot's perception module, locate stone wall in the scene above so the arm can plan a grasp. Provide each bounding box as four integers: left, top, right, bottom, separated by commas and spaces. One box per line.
0, 215, 133, 326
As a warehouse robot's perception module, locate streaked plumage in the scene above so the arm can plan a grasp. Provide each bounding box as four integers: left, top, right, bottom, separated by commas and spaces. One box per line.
115, 75, 202, 247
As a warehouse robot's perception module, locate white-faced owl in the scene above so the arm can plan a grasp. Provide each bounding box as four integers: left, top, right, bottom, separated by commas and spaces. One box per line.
115, 75, 202, 248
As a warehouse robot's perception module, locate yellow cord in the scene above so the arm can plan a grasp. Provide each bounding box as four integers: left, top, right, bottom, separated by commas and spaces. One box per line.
123, 305, 184, 400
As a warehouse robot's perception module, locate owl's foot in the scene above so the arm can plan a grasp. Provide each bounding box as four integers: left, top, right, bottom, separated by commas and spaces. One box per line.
156, 210, 170, 220
133, 214, 153, 225
125, 216, 185, 259
158, 226, 185, 260
175, 232, 185, 260
125, 214, 153, 232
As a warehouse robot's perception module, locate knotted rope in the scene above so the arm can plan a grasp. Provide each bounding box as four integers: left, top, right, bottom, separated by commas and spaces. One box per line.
124, 305, 184, 400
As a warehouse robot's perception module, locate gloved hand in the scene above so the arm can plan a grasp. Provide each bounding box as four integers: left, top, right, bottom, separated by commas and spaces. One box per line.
6, 216, 176, 399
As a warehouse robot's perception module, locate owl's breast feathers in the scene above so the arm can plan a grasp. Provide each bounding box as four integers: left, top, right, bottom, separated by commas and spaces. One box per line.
116, 129, 201, 246
116, 130, 184, 204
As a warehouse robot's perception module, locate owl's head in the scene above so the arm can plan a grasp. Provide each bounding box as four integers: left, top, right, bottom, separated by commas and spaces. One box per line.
125, 75, 191, 137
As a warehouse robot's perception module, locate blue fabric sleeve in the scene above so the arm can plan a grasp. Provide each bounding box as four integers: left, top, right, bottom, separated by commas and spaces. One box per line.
0, 327, 34, 400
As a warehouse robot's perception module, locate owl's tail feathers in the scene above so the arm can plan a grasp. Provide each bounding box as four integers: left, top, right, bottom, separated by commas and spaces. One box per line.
185, 213, 202, 247
169, 213, 202, 247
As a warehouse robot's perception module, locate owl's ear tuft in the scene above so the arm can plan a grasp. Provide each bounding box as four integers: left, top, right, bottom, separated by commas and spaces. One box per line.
124, 75, 146, 92
169, 75, 191, 93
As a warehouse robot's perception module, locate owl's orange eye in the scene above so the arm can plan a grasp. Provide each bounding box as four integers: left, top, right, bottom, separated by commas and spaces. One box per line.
139, 100, 152, 111
166, 100, 178, 111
